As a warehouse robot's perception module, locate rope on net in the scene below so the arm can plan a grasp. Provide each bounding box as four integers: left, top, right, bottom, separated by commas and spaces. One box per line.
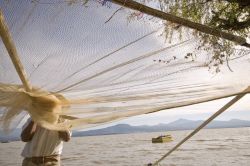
147, 87, 250, 166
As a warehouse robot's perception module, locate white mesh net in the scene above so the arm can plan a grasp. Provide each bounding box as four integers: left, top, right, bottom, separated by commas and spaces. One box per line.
0, 0, 250, 132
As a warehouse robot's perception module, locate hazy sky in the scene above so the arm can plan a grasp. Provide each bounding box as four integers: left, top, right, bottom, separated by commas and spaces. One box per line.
2, 1, 250, 132
17, 94, 250, 130
87, 94, 250, 129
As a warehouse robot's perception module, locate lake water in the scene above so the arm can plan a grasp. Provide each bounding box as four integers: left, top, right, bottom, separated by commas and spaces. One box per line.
0, 127, 250, 166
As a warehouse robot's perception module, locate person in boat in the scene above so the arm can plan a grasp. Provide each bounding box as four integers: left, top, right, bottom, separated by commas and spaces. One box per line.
20, 117, 71, 166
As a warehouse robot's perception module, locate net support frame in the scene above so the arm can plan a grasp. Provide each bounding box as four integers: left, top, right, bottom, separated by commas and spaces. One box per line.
0, 10, 32, 92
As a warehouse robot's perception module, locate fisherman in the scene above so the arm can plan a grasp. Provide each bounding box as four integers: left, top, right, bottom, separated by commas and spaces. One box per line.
20, 117, 71, 166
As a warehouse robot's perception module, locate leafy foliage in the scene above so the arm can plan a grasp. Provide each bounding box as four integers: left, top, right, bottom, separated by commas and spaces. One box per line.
157, 0, 250, 72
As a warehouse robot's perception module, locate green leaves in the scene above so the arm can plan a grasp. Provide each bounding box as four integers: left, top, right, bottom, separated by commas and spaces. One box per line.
157, 0, 249, 72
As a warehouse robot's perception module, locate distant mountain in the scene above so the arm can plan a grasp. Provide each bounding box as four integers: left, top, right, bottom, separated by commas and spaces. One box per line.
1, 119, 250, 141
0, 129, 21, 142
73, 119, 250, 137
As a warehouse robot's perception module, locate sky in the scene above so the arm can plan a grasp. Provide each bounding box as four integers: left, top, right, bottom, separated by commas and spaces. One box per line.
123, 95, 250, 125
87, 94, 250, 129
15, 94, 250, 130
1, 1, 250, 132
16, 93, 250, 131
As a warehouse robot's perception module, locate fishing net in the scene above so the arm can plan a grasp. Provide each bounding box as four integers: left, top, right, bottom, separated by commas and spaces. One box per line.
0, 0, 250, 132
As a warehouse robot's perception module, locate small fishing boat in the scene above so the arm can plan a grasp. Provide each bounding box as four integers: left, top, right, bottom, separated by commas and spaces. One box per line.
1, 140, 10, 143
152, 135, 173, 143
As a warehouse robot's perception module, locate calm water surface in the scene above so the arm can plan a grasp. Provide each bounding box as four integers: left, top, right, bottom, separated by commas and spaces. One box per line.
0, 127, 249, 166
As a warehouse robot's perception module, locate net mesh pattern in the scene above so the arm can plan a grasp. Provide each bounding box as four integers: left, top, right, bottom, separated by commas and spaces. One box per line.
0, 0, 250, 131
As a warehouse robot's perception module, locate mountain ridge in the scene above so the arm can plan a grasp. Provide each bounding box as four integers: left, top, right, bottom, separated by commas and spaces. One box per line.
73, 119, 250, 137
1, 119, 250, 142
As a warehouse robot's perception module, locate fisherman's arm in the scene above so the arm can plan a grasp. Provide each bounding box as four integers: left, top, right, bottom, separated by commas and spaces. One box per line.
21, 121, 37, 142
58, 130, 71, 142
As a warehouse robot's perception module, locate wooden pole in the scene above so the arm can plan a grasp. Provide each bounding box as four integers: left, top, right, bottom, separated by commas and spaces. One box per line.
112, 0, 250, 48
0, 10, 32, 91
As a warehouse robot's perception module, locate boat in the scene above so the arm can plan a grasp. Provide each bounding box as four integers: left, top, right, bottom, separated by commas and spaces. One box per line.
1, 140, 10, 143
152, 135, 173, 143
